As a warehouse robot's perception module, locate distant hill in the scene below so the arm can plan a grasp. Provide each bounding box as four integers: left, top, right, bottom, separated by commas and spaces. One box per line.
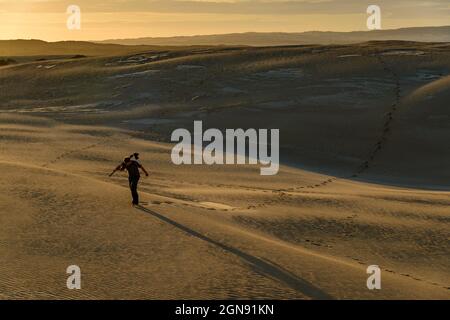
98, 26, 450, 46
1, 26, 449, 57
0, 40, 163, 57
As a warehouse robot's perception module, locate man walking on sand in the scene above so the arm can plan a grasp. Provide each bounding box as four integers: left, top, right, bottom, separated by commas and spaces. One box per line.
110, 155, 149, 206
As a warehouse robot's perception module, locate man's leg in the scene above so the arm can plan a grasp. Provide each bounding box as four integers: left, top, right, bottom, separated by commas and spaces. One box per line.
130, 177, 140, 205
128, 177, 134, 204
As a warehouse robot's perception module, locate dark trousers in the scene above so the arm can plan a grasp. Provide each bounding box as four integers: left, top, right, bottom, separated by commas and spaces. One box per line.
129, 176, 140, 205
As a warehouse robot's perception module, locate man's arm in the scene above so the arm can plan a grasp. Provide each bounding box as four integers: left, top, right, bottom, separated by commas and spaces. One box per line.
140, 164, 149, 177
109, 163, 123, 177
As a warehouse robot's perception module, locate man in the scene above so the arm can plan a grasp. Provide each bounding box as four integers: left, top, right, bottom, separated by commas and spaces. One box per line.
110, 156, 149, 206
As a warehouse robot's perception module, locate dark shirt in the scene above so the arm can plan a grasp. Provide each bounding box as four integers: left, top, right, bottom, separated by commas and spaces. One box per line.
121, 161, 142, 178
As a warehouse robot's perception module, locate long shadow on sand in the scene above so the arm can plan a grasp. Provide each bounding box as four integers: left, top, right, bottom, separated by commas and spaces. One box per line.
135, 205, 333, 300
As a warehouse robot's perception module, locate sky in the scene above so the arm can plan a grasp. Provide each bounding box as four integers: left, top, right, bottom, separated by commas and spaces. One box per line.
0, 0, 449, 41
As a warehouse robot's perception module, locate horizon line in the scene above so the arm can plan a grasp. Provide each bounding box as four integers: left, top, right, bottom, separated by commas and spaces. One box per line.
1, 24, 448, 43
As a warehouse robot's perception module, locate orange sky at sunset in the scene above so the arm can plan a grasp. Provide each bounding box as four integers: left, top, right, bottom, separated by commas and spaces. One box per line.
0, 0, 449, 41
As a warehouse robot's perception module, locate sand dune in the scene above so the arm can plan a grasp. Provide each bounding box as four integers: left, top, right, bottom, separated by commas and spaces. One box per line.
0, 41, 449, 299
0, 120, 448, 299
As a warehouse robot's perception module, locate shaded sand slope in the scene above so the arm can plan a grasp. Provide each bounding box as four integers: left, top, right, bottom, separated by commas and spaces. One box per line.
0, 116, 448, 299
1, 42, 449, 188
361, 63, 450, 187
